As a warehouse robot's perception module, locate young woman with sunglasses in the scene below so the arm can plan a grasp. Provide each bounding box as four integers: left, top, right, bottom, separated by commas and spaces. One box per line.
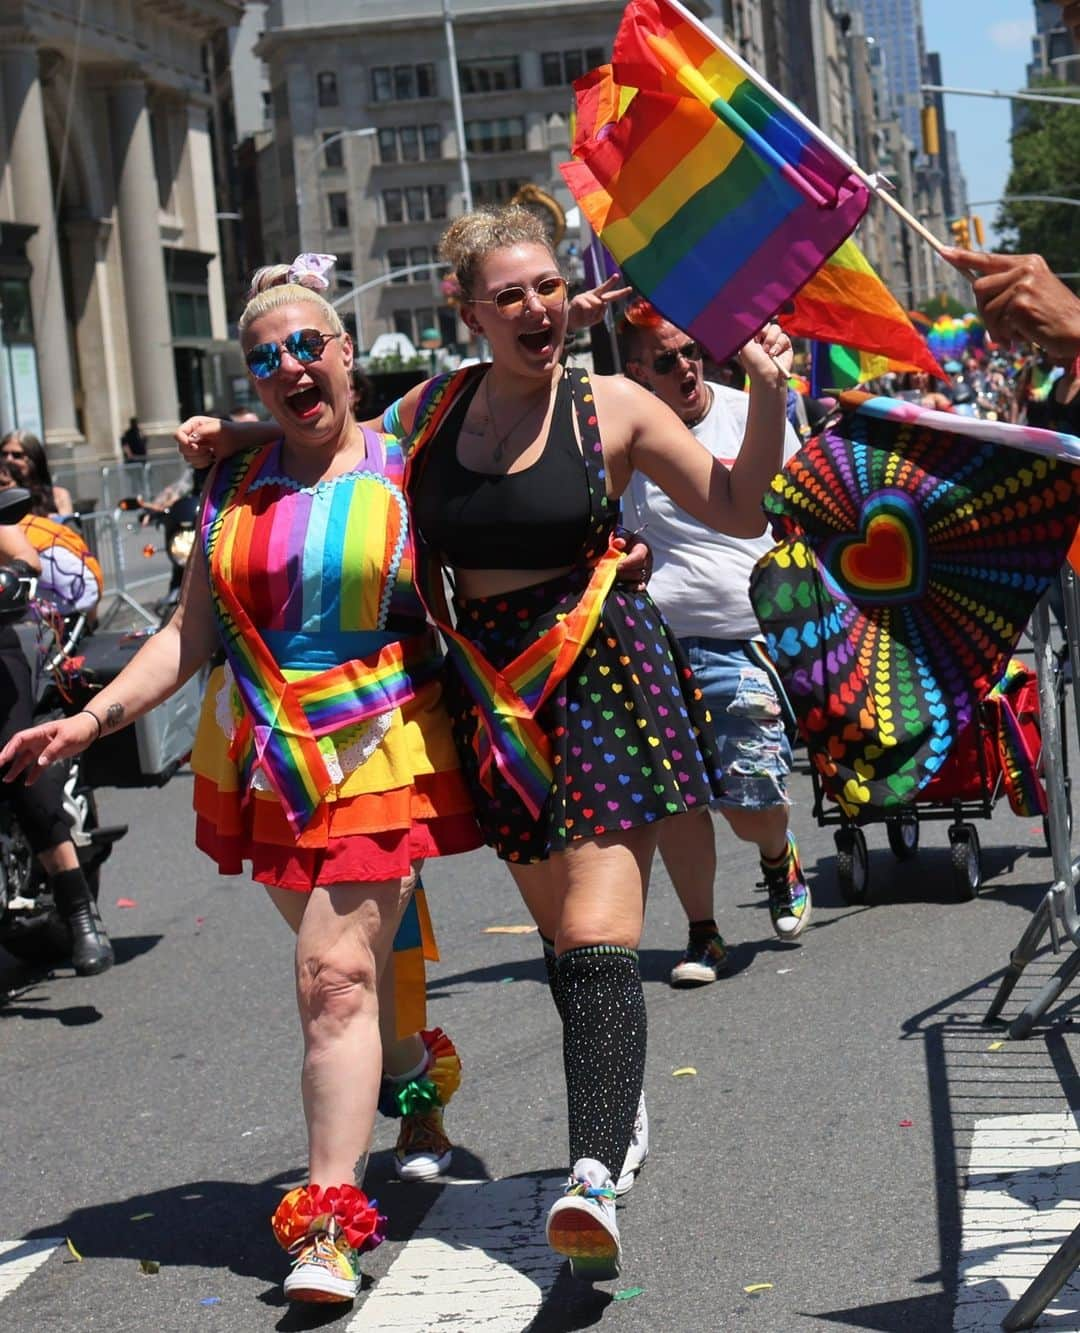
0, 260, 482, 1305
384, 205, 791, 1278
0, 431, 74, 517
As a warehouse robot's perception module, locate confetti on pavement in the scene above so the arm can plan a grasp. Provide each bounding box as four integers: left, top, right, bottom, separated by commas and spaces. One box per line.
672, 1067, 697, 1077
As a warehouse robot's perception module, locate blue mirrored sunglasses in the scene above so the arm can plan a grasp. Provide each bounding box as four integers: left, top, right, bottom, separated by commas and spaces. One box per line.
245, 328, 340, 380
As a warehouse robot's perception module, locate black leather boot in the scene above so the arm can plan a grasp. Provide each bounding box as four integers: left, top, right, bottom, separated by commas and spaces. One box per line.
51, 867, 114, 976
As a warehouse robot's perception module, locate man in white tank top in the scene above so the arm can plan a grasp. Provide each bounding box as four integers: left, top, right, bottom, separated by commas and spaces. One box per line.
621, 301, 811, 984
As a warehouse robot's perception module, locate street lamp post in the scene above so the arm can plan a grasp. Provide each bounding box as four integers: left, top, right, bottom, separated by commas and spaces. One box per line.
294, 126, 378, 255
441, 0, 473, 213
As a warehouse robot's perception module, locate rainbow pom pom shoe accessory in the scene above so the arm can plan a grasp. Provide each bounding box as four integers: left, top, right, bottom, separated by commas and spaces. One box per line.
271, 1183, 385, 1304
546, 1158, 622, 1282
378, 1027, 462, 1181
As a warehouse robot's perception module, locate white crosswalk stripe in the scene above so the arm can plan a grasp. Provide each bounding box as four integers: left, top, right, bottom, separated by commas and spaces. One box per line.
0, 1239, 63, 1303
956, 1111, 1080, 1330
351, 1176, 564, 1330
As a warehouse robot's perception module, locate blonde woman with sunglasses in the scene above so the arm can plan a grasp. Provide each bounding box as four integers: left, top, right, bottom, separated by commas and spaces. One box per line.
0, 258, 481, 1306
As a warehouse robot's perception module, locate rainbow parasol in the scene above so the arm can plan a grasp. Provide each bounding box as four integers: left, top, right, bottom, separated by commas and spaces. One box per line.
749, 396, 1080, 816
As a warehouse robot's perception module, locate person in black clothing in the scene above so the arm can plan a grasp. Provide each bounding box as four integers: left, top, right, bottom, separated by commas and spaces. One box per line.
120, 416, 147, 461
0, 520, 112, 974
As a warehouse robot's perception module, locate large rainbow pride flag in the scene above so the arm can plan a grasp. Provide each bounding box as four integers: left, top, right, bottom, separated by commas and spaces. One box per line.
561, 0, 870, 363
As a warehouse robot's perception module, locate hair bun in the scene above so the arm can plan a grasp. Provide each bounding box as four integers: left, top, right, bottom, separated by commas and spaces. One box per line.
245, 264, 293, 303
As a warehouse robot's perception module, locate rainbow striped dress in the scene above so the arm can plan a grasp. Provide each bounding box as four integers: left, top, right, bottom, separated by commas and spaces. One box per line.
190, 429, 480, 890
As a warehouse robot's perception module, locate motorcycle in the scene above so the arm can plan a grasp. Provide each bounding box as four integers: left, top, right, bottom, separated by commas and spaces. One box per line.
121, 484, 199, 624
0, 490, 128, 966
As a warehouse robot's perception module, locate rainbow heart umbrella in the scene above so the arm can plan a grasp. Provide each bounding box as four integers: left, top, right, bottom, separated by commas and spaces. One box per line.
749, 396, 1080, 817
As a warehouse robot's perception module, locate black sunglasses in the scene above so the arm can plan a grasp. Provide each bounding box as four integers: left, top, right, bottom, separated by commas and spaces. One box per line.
246, 328, 340, 380
651, 340, 703, 375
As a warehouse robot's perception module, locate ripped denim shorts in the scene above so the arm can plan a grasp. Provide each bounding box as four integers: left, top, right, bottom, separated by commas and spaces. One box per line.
681, 637, 793, 811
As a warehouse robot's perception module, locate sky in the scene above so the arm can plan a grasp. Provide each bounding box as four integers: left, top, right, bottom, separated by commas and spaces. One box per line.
922, 1, 1038, 246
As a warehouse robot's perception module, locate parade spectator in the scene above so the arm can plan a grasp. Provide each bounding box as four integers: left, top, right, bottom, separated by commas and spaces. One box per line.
120, 416, 147, 461
946, 247, 1080, 362
0, 259, 482, 1306
0, 517, 111, 973
0, 431, 74, 517
619, 301, 810, 986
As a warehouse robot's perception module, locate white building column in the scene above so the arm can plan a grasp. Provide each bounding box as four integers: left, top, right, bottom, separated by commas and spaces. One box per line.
0, 40, 83, 448
109, 76, 179, 434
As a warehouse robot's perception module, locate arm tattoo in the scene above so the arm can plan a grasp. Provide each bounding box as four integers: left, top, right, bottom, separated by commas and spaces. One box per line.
104, 702, 125, 732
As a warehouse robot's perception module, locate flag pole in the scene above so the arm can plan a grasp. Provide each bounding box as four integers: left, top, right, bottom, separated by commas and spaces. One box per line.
663, 0, 948, 255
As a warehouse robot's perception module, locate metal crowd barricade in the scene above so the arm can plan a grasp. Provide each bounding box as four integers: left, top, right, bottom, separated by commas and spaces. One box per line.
977, 563, 1080, 1329
77, 508, 158, 628
98, 462, 150, 512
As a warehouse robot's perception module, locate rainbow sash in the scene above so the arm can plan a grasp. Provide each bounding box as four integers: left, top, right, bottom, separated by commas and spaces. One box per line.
205, 446, 441, 834
403, 368, 622, 819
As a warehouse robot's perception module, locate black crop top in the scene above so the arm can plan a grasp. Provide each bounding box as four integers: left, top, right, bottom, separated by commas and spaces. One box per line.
411, 370, 591, 570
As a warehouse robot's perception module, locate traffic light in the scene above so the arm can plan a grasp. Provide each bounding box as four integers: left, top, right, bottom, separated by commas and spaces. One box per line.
920, 105, 940, 157
950, 217, 971, 249
971, 214, 985, 248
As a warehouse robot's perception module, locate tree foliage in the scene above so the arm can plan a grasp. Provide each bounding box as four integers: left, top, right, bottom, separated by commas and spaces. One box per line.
997, 82, 1080, 290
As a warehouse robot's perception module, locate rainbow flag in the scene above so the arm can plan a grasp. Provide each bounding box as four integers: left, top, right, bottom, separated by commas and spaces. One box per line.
783, 239, 947, 382
561, 0, 869, 363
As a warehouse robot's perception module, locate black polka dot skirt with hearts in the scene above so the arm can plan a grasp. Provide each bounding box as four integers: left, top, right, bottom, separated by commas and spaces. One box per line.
446, 568, 725, 863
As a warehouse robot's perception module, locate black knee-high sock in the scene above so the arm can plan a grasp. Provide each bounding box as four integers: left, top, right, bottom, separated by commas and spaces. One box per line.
556, 944, 646, 1182
540, 934, 567, 1022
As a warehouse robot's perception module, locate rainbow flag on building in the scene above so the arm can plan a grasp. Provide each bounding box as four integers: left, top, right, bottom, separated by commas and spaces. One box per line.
561, 0, 870, 363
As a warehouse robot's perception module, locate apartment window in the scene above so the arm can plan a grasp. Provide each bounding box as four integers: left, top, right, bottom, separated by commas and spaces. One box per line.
336, 251, 353, 280
372, 67, 393, 102
327, 191, 349, 229
317, 71, 339, 107
458, 56, 521, 94
388, 248, 409, 282
415, 307, 435, 337
382, 188, 403, 223
422, 124, 442, 159
378, 128, 398, 163
409, 245, 431, 278
464, 117, 526, 154
427, 184, 447, 219
472, 177, 523, 205
405, 186, 426, 222
399, 126, 420, 163
416, 63, 435, 98
392, 309, 413, 337
321, 131, 344, 169
541, 48, 606, 86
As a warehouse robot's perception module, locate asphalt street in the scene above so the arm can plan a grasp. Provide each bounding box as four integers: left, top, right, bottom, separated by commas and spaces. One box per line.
4, 694, 1080, 1332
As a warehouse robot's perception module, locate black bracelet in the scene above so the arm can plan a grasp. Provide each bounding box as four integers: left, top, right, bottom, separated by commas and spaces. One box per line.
78, 709, 102, 741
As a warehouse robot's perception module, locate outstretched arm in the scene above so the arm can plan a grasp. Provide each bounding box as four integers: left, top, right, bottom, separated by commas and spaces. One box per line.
944, 247, 1080, 361
0, 533, 219, 784
176, 415, 279, 469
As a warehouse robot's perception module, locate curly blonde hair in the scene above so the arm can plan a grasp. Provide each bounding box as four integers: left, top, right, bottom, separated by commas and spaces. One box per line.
439, 205, 553, 298
239, 264, 344, 337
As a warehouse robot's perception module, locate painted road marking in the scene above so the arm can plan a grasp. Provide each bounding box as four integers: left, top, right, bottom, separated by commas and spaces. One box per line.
351, 1175, 564, 1330
956, 1111, 1080, 1330
0, 1239, 62, 1302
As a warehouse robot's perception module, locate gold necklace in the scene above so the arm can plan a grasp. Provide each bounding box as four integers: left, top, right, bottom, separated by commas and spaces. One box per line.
485, 370, 558, 464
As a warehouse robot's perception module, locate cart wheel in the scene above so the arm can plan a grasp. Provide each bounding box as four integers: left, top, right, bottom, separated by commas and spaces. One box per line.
949, 824, 982, 900
835, 826, 869, 905
886, 811, 919, 861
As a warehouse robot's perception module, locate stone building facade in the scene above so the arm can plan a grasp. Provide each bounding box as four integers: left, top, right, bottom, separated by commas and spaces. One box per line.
0, 0, 240, 460
254, 0, 642, 353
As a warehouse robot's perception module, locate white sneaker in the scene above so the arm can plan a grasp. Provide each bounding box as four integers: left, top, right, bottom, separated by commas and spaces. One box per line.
393, 1108, 453, 1181
546, 1157, 621, 1281
615, 1093, 648, 1196
282, 1230, 360, 1303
